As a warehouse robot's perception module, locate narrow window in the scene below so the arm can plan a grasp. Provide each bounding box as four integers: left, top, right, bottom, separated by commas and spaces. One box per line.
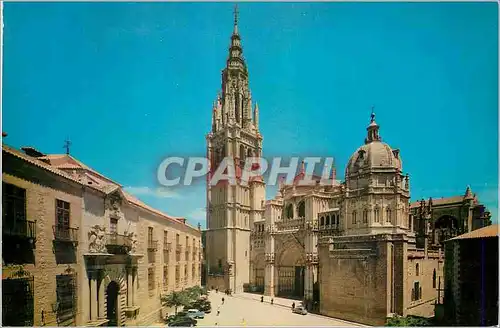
110, 218, 118, 234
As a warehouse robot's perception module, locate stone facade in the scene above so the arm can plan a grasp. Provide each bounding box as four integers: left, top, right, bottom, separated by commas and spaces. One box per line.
2, 145, 202, 327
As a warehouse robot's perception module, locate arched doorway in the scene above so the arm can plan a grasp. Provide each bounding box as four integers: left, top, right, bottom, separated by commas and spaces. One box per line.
277, 245, 305, 299
106, 281, 119, 326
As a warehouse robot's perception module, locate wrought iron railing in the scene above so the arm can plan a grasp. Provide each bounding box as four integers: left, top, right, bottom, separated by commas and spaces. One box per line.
3, 220, 36, 239
106, 233, 132, 247
147, 240, 158, 252
53, 225, 79, 243
176, 244, 183, 253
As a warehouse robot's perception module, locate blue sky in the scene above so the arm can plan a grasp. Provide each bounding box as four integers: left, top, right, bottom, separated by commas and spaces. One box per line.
3, 2, 498, 227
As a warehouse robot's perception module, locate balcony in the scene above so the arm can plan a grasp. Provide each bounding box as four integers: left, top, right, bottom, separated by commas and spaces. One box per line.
106, 233, 132, 254
275, 217, 305, 232
164, 242, 172, 252
53, 225, 79, 245
4, 219, 36, 240
147, 240, 158, 252
176, 244, 183, 253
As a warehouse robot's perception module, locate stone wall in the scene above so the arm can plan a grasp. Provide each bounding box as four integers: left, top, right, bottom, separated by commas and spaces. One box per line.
318, 236, 389, 326
406, 251, 443, 317
2, 171, 83, 326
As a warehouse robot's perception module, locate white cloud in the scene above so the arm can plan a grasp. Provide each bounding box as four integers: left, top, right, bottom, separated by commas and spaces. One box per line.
124, 186, 180, 199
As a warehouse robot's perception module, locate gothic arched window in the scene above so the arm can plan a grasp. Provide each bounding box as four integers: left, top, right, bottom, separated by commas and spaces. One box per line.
336, 214, 340, 225
239, 144, 245, 162
298, 201, 305, 218
386, 208, 392, 223
352, 211, 357, 224
320, 216, 325, 226
363, 210, 368, 223
286, 204, 293, 219
374, 207, 380, 222
326, 215, 331, 226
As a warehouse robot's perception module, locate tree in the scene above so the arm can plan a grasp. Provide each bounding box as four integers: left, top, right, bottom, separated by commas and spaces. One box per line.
161, 291, 190, 314
386, 315, 433, 326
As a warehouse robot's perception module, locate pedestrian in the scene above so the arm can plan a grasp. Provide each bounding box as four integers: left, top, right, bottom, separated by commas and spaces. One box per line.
292, 302, 295, 310
222, 297, 225, 304
261, 296, 264, 303
217, 310, 220, 316
216, 288, 219, 294
271, 298, 274, 305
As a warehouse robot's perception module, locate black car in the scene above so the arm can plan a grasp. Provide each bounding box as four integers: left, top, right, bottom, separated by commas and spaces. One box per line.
167, 316, 197, 327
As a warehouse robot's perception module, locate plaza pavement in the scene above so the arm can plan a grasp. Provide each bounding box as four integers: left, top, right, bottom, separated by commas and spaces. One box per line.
193, 292, 365, 327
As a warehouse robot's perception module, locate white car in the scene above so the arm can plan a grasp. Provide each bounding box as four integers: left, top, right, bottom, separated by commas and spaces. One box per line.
292, 306, 308, 315
186, 309, 205, 319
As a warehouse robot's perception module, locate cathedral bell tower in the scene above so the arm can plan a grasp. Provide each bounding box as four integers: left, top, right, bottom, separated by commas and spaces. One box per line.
205, 5, 266, 293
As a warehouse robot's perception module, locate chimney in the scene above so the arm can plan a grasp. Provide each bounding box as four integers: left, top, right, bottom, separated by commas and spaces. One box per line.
21, 146, 46, 158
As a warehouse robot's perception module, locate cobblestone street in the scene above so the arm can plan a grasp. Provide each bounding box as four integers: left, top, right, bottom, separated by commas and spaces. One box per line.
193, 292, 364, 326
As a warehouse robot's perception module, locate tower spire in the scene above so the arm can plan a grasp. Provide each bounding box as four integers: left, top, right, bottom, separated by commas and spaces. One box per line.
233, 3, 239, 35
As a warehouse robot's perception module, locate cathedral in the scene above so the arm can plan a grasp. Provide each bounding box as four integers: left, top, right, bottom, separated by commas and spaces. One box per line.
204, 8, 492, 325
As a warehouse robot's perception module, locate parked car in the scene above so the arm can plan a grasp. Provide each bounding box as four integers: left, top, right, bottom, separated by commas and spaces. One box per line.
188, 299, 211, 314
167, 316, 197, 327
186, 309, 205, 319
292, 305, 308, 315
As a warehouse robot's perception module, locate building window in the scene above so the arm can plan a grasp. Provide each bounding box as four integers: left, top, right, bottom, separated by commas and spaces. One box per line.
184, 265, 188, 282
432, 269, 436, 288
148, 267, 155, 291
56, 274, 76, 325
163, 266, 169, 291
416, 263, 419, 276
56, 199, 71, 229
352, 211, 357, 224
110, 218, 118, 234
386, 208, 392, 223
412, 281, 421, 301
3, 183, 27, 223
148, 227, 154, 242
326, 215, 331, 226
374, 208, 380, 222
286, 204, 293, 219
298, 201, 305, 218
2, 276, 34, 326
320, 216, 324, 226
363, 210, 368, 223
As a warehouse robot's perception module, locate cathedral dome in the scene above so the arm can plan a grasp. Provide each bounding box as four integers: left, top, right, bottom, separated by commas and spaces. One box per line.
346, 111, 402, 177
